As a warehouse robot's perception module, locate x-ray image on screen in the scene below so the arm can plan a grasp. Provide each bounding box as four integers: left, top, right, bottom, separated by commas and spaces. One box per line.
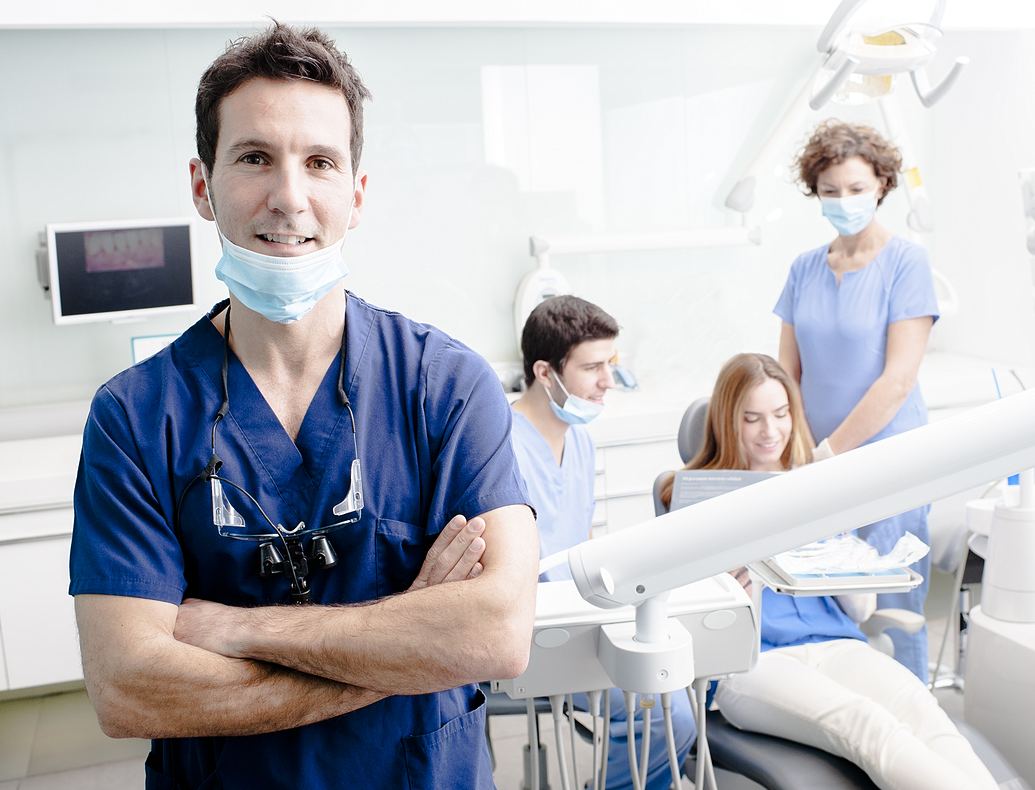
47, 219, 195, 324
83, 228, 167, 273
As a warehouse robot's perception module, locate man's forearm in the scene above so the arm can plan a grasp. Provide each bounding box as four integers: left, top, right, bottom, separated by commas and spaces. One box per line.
219, 579, 528, 694
91, 636, 384, 739
174, 505, 539, 696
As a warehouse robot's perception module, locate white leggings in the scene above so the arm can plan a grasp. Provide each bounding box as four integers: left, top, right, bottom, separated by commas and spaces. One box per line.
714, 639, 997, 790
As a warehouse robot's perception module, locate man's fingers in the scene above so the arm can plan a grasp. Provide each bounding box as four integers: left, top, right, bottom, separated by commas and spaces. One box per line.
443, 535, 485, 583
426, 518, 485, 586
467, 562, 483, 579
410, 514, 468, 590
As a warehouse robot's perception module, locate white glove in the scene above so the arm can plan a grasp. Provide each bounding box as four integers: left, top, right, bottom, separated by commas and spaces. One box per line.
812, 437, 835, 462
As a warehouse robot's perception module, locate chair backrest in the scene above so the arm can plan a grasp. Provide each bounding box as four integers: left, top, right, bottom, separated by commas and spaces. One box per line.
677, 396, 711, 464
652, 396, 711, 517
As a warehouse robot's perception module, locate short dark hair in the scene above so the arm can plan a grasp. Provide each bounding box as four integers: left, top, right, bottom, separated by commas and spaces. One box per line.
195, 22, 371, 175
795, 120, 901, 207
521, 296, 619, 386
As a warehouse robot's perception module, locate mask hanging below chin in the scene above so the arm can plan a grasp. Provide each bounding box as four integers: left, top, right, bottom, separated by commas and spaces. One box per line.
548, 370, 603, 425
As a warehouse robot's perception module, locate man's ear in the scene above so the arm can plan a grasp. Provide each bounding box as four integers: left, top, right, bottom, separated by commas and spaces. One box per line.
189, 158, 215, 222
531, 360, 553, 387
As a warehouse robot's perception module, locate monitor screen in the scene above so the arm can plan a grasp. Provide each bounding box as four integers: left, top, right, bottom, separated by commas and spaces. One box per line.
47, 218, 195, 324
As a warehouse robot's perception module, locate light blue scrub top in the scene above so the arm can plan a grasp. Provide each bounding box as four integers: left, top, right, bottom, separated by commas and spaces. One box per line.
510, 411, 595, 581
774, 236, 940, 680
773, 235, 939, 444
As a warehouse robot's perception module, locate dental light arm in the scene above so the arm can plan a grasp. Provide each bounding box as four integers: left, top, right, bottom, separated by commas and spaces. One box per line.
567, 389, 1035, 610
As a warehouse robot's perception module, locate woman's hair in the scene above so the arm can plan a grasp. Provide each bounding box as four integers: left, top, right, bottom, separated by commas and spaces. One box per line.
660, 353, 813, 508
794, 120, 902, 207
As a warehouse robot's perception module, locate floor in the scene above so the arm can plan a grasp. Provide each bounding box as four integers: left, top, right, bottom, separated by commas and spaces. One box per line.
0, 568, 972, 789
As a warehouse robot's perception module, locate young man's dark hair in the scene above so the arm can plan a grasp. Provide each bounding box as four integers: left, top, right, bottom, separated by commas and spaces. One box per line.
521, 295, 619, 386
195, 22, 371, 175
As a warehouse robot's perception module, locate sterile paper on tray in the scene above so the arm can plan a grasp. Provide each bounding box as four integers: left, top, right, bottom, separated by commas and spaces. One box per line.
772, 532, 929, 576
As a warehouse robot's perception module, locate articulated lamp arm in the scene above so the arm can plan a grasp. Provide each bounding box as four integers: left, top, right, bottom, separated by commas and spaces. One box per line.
567, 389, 1035, 609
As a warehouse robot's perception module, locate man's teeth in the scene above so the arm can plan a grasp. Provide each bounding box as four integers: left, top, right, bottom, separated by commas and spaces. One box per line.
262, 234, 308, 244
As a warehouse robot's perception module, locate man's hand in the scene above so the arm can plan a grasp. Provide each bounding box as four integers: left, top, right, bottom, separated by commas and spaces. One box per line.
175, 515, 487, 656
174, 599, 244, 658
409, 514, 486, 591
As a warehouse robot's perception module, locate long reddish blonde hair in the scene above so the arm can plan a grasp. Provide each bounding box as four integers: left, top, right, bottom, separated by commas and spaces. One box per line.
660, 353, 813, 508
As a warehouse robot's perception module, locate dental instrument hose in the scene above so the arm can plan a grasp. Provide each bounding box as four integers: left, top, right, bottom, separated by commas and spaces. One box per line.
550, 695, 573, 790
624, 691, 643, 790
639, 697, 653, 789
588, 690, 602, 790
661, 692, 682, 789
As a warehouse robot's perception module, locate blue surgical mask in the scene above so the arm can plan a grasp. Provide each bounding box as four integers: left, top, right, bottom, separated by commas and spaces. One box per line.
821, 190, 878, 236
548, 370, 603, 425
203, 168, 356, 324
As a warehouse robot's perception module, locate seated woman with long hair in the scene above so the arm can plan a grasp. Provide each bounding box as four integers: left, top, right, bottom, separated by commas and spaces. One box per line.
660, 353, 995, 790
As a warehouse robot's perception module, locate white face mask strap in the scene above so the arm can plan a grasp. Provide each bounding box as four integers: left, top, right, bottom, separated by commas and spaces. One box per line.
549, 368, 572, 401
200, 163, 229, 244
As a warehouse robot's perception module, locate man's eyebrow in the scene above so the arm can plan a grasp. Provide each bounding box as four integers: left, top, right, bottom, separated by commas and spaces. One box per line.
223, 139, 273, 158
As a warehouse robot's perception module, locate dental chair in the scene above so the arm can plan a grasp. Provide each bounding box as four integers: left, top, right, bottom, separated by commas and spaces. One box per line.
656, 397, 1027, 790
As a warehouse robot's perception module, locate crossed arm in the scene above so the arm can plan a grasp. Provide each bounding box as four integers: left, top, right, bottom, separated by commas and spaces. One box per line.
76, 507, 538, 739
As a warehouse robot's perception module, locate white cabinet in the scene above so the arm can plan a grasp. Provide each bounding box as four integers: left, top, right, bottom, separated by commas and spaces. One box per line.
0, 525, 82, 691
594, 437, 681, 534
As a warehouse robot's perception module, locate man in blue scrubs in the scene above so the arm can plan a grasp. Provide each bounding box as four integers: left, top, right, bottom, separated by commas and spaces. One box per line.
69, 24, 538, 789
511, 296, 695, 789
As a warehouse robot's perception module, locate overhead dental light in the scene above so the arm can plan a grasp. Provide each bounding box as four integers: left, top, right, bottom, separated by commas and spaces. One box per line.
810, 0, 969, 110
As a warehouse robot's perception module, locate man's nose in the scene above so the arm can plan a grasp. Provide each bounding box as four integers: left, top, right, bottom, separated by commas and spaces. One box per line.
267, 166, 307, 215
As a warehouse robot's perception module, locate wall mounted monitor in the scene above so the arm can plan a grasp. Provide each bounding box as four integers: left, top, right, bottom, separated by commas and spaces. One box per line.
44, 218, 195, 325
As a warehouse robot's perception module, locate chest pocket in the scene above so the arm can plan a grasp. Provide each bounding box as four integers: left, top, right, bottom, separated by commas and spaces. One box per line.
375, 518, 429, 598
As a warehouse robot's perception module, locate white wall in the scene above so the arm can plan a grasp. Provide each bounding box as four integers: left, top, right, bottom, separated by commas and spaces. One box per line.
928, 32, 1035, 369
0, 24, 1031, 411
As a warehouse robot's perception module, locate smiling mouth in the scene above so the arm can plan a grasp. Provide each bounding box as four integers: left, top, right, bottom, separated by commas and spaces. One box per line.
259, 233, 313, 245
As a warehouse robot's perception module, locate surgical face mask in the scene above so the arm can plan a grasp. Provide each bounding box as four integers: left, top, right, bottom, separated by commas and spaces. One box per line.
820, 190, 878, 236
547, 370, 604, 425
202, 168, 356, 324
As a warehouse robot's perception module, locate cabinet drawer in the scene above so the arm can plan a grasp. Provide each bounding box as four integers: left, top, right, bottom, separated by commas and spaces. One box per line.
0, 535, 82, 690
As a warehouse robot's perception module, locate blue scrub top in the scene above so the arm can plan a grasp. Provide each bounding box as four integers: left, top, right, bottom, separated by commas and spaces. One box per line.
510, 411, 595, 581
774, 236, 939, 444
759, 589, 865, 652
70, 294, 531, 790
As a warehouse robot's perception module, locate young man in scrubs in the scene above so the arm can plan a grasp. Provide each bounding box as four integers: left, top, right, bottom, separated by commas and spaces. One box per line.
69, 24, 538, 789
511, 296, 695, 789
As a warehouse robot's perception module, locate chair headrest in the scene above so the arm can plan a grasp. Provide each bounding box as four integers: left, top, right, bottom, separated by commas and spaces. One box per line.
677, 396, 710, 464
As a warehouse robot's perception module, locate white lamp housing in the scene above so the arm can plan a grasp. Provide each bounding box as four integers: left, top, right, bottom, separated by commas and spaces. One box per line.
565, 389, 1035, 610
